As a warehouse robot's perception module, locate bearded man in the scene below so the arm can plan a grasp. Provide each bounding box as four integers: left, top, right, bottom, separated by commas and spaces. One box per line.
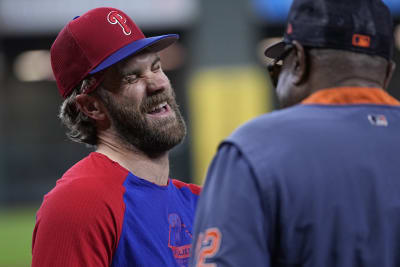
32, 7, 200, 267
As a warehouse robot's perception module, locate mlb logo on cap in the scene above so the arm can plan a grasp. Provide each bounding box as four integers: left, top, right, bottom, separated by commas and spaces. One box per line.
368, 114, 388, 127
352, 34, 371, 48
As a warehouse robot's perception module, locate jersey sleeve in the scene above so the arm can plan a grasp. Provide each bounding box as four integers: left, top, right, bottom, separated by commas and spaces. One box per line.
32, 179, 124, 267
190, 143, 270, 267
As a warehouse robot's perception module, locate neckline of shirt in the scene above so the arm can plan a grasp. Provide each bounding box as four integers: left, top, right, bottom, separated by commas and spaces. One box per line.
301, 87, 400, 106
90, 151, 172, 189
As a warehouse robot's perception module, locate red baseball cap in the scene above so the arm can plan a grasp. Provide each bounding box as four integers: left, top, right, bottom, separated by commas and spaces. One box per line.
51, 7, 179, 98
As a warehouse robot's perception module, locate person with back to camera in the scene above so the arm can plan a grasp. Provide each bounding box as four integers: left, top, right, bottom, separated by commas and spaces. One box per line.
32, 7, 200, 267
190, 0, 400, 266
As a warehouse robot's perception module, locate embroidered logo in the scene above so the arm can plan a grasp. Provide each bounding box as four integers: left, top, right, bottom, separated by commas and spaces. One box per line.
368, 114, 388, 127
107, 11, 132, 35
352, 34, 371, 48
168, 213, 193, 265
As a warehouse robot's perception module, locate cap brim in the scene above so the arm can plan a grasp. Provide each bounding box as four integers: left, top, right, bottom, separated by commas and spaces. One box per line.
264, 41, 286, 59
90, 34, 179, 74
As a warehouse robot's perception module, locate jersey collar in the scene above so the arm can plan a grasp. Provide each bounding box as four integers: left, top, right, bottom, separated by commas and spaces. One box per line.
301, 87, 400, 106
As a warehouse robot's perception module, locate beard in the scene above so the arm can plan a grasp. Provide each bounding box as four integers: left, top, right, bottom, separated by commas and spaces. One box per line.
102, 88, 186, 156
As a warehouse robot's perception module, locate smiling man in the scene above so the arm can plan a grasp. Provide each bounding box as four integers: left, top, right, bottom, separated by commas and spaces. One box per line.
32, 7, 200, 267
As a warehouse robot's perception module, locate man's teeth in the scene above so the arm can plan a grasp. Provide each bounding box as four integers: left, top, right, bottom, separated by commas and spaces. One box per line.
150, 102, 167, 113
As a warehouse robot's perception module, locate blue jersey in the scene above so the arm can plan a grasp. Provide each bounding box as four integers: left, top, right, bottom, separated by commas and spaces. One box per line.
191, 87, 400, 267
32, 152, 200, 267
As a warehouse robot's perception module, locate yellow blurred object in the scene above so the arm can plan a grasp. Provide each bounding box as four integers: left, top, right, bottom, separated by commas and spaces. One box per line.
189, 65, 273, 185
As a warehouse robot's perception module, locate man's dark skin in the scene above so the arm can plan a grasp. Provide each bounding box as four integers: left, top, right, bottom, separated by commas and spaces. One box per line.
277, 41, 396, 108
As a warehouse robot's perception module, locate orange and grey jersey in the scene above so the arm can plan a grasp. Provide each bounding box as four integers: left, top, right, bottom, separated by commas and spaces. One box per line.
191, 87, 400, 267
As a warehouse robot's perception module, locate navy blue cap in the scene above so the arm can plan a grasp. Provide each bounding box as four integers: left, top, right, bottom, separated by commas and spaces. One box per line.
265, 0, 395, 60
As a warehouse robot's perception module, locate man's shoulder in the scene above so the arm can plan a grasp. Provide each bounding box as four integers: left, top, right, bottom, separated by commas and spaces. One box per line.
171, 179, 201, 196
226, 105, 313, 143
222, 104, 341, 166
170, 179, 201, 214
62, 152, 129, 182
42, 152, 129, 213
33, 155, 127, 267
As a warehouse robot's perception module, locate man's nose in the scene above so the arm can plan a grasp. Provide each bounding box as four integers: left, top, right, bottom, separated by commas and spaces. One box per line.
145, 72, 167, 94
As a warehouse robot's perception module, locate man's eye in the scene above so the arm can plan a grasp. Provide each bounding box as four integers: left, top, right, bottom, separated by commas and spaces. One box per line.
153, 64, 161, 71
124, 75, 138, 83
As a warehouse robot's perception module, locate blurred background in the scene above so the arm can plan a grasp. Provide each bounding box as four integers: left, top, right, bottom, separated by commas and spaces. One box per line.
0, 0, 399, 266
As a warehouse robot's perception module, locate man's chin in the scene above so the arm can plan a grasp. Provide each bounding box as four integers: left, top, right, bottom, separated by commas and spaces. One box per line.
120, 121, 186, 156
139, 135, 186, 157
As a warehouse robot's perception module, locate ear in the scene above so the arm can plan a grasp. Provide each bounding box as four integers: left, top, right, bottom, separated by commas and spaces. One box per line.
75, 94, 108, 122
383, 60, 396, 89
291, 41, 308, 85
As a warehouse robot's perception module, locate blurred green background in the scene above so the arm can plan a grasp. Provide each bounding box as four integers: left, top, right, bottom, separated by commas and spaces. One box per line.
0, 208, 36, 266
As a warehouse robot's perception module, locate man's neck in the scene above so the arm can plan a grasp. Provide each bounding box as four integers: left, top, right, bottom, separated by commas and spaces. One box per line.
309, 74, 384, 96
96, 136, 170, 186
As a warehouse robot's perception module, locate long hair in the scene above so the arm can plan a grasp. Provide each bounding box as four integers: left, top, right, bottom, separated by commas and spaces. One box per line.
58, 82, 99, 146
